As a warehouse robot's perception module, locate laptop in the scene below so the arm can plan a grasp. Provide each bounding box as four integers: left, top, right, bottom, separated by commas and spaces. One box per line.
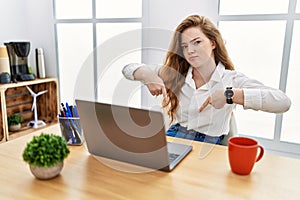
75, 99, 192, 172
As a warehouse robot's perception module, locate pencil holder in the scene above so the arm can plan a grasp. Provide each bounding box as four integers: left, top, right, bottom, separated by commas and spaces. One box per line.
58, 117, 85, 145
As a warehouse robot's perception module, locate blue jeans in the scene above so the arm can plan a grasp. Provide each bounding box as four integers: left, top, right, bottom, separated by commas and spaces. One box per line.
166, 123, 224, 145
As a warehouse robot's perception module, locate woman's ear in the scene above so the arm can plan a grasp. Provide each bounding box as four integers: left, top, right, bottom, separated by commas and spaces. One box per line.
211, 40, 216, 49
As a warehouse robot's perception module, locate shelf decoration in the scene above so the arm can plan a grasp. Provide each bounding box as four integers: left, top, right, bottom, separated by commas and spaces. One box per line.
26, 86, 48, 129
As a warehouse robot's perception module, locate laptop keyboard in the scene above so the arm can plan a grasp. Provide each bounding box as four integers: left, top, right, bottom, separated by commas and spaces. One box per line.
168, 153, 180, 163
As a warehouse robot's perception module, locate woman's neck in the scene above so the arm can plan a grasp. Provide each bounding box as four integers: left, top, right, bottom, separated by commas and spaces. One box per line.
192, 61, 217, 89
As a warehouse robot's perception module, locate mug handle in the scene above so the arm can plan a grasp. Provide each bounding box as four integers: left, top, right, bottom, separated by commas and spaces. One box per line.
255, 145, 264, 162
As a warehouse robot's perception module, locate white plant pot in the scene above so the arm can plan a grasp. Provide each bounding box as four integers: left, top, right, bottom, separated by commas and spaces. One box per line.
9, 123, 21, 132
29, 162, 64, 180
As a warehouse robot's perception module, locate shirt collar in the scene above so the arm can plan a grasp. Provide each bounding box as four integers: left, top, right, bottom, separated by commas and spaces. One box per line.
185, 66, 195, 88
185, 63, 225, 90
210, 62, 225, 83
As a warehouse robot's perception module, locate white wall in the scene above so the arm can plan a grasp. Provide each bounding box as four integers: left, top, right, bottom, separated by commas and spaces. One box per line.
146, 0, 218, 29
143, 0, 218, 64
25, 0, 57, 78
0, 0, 57, 78
0, 0, 27, 41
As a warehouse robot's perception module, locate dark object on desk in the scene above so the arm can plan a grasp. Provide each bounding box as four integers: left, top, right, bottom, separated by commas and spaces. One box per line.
58, 117, 84, 145
0, 72, 11, 84
4, 41, 35, 81
76, 99, 193, 172
58, 102, 84, 145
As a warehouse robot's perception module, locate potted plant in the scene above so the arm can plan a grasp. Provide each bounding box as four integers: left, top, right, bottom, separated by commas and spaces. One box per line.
22, 133, 70, 180
7, 113, 24, 131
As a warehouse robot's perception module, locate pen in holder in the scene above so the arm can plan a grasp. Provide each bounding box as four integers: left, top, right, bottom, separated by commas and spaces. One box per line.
58, 116, 84, 145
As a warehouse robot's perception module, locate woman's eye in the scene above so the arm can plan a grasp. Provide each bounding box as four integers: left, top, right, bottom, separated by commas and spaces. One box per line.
194, 41, 201, 46
181, 45, 188, 49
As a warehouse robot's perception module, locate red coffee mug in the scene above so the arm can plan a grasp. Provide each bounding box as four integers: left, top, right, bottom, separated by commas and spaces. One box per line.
228, 137, 264, 175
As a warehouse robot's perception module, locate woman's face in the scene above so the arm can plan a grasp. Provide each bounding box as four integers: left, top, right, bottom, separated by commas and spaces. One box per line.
181, 26, 215, 68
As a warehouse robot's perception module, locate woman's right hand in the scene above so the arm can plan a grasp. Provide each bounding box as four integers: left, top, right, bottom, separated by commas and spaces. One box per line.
145, 75, 168, 100
133, 66, 168, 101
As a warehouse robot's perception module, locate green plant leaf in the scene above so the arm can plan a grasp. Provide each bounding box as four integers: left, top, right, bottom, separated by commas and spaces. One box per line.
7, 114, 24, 126
22, 133, 70, 168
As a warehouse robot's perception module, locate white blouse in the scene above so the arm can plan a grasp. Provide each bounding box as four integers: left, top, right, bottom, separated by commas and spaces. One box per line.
122, 63, 291, 137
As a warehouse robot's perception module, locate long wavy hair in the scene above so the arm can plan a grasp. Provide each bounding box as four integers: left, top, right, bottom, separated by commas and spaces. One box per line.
159, 15, 235, 123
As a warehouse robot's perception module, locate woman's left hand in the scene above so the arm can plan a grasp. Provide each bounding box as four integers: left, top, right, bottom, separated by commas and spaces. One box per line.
198, 89, 226, 112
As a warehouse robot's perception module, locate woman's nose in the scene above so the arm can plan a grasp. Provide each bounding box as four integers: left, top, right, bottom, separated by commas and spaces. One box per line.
187, 45, 195, 53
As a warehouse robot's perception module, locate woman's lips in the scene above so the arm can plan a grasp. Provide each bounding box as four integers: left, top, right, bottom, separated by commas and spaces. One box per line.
189, 56, 198, 61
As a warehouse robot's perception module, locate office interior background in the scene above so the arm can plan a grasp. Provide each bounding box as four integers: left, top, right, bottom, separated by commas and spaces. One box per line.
0, 0, 299, 158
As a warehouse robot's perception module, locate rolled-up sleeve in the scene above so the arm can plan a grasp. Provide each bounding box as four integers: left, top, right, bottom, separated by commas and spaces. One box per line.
122, 63, 146, 80
243, 89, 262, 110
233, 72, 291, 114
243, 88, 291, 113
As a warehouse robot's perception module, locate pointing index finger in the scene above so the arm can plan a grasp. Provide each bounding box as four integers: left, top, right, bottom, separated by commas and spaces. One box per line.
199, 97, 210, 112
162, 86, 169, 102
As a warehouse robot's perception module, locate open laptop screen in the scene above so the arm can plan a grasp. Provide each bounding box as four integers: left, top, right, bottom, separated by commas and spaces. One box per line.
75, 99, 192, 172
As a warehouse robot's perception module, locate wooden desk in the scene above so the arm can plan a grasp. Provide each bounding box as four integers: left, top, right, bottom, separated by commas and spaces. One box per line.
1, 124, 300, 200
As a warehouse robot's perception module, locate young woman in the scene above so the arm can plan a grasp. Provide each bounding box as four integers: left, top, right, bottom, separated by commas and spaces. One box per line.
122, 15, 291, 145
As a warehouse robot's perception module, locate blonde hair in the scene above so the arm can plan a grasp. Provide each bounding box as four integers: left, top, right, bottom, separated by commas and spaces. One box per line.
159, 15, 234, 123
